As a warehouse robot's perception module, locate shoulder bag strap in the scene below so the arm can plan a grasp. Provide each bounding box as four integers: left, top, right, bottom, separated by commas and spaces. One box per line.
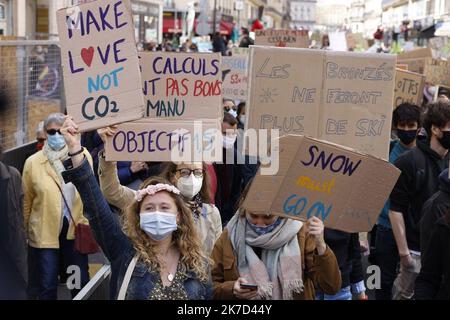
117, 255, 139, 300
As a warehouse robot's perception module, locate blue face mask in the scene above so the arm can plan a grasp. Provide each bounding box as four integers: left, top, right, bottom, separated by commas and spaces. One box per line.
140, 211, 178, 241
47, 133, 66, 151
246, 216, 282, 235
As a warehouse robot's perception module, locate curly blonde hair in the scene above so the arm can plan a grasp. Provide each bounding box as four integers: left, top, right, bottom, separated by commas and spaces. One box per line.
122, 176, 210, 283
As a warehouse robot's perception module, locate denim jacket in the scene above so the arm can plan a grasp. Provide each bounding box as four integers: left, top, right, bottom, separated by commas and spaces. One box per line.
62, 157, 213, 300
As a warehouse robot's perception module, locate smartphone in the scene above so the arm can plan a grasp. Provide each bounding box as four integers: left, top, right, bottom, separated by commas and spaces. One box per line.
240, 283, 258, 291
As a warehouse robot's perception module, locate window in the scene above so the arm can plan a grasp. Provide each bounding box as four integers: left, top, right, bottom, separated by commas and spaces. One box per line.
0, 4, 5, 20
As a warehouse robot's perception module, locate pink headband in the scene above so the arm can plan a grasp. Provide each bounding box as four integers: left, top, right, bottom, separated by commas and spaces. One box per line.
135, 183, 181, 202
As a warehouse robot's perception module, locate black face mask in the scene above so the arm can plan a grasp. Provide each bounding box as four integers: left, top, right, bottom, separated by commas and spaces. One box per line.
438, 130, 450, 150
397, 129, 417, 146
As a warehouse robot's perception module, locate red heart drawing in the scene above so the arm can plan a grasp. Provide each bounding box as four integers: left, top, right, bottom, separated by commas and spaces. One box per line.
81, 47, 94, 67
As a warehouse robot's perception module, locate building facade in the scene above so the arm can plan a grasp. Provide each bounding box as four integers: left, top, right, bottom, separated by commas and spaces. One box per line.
289, 0, 316, 30
315, 1, 349, 32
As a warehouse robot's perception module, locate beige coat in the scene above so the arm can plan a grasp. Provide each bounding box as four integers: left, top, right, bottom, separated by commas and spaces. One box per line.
97, 151, 222, 254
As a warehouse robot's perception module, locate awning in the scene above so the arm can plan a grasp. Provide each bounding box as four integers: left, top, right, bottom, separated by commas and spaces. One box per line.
435, 21, 450, 37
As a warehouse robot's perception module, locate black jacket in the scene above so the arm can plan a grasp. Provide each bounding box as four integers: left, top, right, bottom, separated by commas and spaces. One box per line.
0, 161, 27, 299
415, 217, 450, 300
324, 229, 364, 289
390, 139, 448, 251
420, 169, 450, 257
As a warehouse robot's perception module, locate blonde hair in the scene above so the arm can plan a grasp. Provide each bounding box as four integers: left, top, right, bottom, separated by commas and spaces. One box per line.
122, 176, 210, 282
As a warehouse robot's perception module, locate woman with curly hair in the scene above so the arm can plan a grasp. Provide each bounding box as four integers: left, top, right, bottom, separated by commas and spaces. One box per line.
59, 116, 212, 300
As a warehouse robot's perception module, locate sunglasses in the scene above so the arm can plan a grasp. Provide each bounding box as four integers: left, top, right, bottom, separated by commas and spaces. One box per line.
46, 129, 61, 136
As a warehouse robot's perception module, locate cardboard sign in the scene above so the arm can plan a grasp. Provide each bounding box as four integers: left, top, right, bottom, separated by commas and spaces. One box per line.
394, 69, 425, 108
329, 32, 348, 52
57, 0, 144, 131
105, 119, 222, 161
242, 135, 400, 233
139, 52, 222, 120
345, 33, 368, 51
398, 47, 432, 60
397, 58, 427, 74
222, 53, 249, 101
424, 58, 450, 86
429, 37, 450, 60
396, 64, 408, 70
246, 46, 396, 160
255, 30, 309, 48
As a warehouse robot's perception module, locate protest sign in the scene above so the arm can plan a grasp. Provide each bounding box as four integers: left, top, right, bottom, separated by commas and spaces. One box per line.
329, 32, 348, 52
246, 46, 396, 160
241, 135, 400, 233
57, 0, 144, 131
139, 52, 222, 120
222, 51, 249, 101
429, 37, 450, 60
424, 58, 450, 86
397, 58, 427, 74
396, 64, 408, 70
105, 52, 223, 161
105, 119, 222, 162
394, 69, 425, 108
255, 30, 309, 48
398, 47, 432, 60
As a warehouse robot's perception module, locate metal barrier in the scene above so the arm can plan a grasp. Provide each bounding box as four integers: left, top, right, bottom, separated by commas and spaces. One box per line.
73, 264, 112, 300
0, 40, 65, 150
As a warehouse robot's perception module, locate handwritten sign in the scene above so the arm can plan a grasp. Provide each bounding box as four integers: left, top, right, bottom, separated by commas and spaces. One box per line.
57, 0, 144, 131
397, 58, 427, 74
255, 30, 309, 48
105, 119, 222, 161
139, 52, 222, 120
242, 135, 400, 232
246, 46, 396, 160
329, 32, 348, 52
105, 52, 223, 161
222, 50, 249, 100
394, 69, 425, 108
424, 58, 450, 86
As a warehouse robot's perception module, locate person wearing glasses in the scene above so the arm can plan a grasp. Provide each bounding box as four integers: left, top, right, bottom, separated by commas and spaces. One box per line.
22, 113, 93, 300
96, 126, 222, 255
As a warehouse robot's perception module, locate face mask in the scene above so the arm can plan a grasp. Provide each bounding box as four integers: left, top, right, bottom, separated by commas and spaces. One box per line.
228, 109, 238, 118
37, 141, 45, 151
47, 133, 66, 151
438, 130, 450, 150
246, 216, 282, 236
140, 211, 178, 241
397, 129, 417, 146
239, 115, 246, 125
177, 174, 203, 199
223, 134, 237, 149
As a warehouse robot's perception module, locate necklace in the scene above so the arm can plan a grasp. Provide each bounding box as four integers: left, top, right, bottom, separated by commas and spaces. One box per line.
168, 273, 174, 282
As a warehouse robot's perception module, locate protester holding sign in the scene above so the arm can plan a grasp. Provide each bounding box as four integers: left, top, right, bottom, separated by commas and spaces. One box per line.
389, 100, 450, 300
375, 102, 421, 300
97, 126, 221, 255
22, 113, 93, 299
211, 208, 341, 300
59, 116, 212, 300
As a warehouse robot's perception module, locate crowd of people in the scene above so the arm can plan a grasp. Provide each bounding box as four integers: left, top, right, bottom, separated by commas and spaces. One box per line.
1, 96, 450, 301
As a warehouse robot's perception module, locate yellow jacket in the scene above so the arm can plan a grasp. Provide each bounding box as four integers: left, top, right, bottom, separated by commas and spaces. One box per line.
23, 149, 93, 249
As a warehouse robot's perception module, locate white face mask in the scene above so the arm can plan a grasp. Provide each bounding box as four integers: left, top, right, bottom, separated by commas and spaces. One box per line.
239, 115, 246, 125
228, 109, 238, 118
176, 174, 203, 199
223, 134, 237, 149
139, 211, 178, 241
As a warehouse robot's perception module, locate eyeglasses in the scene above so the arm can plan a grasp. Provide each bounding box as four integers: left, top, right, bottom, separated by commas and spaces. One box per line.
46, 129, 61, 136
177, 168, 204, 178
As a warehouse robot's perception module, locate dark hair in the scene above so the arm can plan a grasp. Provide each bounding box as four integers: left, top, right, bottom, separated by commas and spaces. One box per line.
422, 100, 450, 137
223, 112, 238, 126
163, 162, 212, 203
392, 103, 421, 128
237, 102, 246, 117
242, 28, 249, 36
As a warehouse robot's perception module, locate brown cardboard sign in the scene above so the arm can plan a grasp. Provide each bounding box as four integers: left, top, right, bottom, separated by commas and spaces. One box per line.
57, 0, 144, 131
255, 30, 309, 48
222, 53, 249, 101
394, 69, 425, 108
396, 64, 408, 70
424, 58, 450, 86
139, 52, 222, 120
397, 58, 427, 74
242, 135, 400, 233
398, 47, 432, 60
105, 119, 222, 162
246, 46, 396, 160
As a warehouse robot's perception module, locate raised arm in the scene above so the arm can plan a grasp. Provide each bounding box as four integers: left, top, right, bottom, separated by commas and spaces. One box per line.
60, 117, 133, 262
